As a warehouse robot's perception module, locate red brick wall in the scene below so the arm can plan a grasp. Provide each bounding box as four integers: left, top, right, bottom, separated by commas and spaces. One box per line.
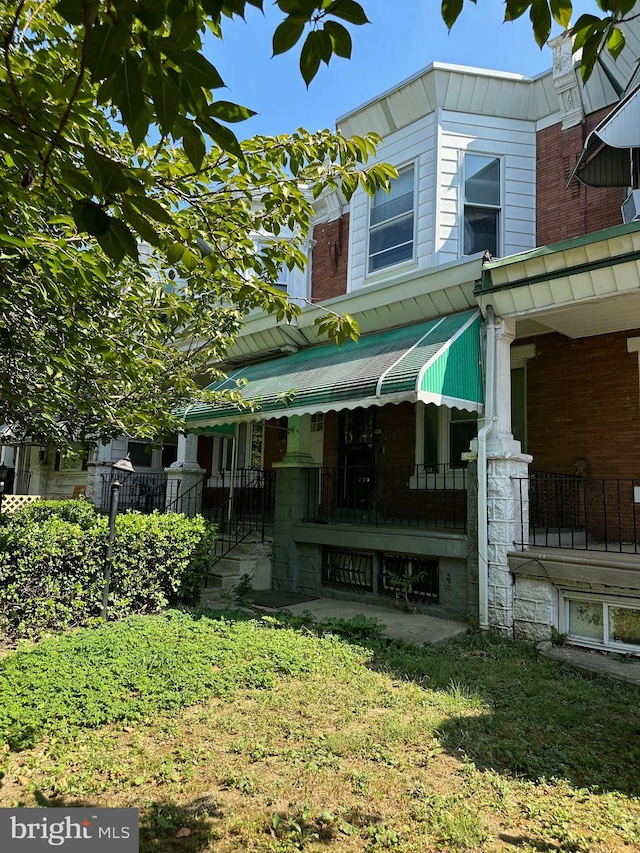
311, 213, 349, 301
536, 107, 625, 246
262, 418, 287, 469
526, 330, 640, 478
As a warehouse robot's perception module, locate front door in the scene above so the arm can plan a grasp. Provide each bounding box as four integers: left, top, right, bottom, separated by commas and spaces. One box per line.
338, 408, 376, 510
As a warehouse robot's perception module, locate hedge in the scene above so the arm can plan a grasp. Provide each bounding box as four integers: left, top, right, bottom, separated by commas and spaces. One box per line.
0, 500, 217, 638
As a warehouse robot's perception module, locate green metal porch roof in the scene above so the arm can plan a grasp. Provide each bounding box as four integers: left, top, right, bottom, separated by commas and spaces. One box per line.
183, 310, 483, 431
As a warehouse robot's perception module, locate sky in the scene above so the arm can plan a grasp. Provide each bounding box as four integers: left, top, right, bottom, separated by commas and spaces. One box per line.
205, 0, 593, 139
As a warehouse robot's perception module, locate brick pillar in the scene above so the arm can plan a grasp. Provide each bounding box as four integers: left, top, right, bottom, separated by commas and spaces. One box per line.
271, 414, 319, 591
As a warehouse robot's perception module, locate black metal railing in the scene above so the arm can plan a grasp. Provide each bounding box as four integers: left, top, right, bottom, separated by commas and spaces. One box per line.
164, 467, 275, 563
307, 463, 467, 530
513, 472, 640, 553
100, 471, 168, 513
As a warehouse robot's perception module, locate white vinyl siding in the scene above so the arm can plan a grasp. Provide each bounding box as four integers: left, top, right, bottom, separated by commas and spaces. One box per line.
347, 115, 436, 290
436, 111, 536, 264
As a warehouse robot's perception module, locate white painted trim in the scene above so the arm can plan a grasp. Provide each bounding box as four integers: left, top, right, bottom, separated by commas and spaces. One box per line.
416, 392, 484, 413
510, 343, 536, 368
375, 317, 446, 398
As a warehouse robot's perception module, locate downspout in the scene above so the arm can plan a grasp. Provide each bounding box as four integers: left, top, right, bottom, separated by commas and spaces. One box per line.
477, 305, 498, 632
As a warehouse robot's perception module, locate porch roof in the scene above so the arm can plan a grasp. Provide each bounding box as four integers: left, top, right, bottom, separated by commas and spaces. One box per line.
183, 310, 483, 431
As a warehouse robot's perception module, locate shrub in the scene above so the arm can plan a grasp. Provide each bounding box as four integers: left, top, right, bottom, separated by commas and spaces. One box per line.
0, 501, 216, 638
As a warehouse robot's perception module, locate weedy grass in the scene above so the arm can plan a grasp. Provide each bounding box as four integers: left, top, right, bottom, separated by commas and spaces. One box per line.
0, 608, 639, 852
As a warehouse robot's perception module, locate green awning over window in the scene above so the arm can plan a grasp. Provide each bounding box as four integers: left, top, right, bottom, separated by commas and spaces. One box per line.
183, 310, 483, 431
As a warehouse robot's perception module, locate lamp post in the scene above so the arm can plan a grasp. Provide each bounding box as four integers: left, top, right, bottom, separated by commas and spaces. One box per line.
0, 463, 7, 514
101, 454, 135, 620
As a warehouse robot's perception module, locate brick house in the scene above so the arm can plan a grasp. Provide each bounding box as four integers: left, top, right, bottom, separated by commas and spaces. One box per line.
177, 28, 640, 647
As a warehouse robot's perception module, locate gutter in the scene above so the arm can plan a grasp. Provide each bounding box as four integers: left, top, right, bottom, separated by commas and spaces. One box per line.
477, 305, 498, 632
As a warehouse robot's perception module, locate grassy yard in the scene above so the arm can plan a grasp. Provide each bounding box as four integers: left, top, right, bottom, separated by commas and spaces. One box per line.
0, 609, 639, 852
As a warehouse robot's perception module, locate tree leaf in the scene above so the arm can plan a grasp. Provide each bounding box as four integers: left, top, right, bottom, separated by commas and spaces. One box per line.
299, 32, 322, 87
325, 0, 370, 25
84, 147, 130, 196
149, 72, 180, 135
272, 16, 306, 56
86, 23, 123, 82
122, 199, 161, 245
170, 8, 199, 48
96, 217, 139, 264
504, 0, 532, 21
324, 21, 352, 58
160, 43, 226, 89
112, 53, 146, 136
442, 0, 465, 29
128, 195, 176, 226
182, 124, 206, 171
208, 100, 257, 122
549, 0, 572, 28
196, 116, 243, 158
607, 26, 625, 59
529, 0, 552, 48
72, 201, 111, 237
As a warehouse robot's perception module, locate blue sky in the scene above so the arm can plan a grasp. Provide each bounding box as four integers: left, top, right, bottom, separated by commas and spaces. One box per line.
207, 0, 590, 139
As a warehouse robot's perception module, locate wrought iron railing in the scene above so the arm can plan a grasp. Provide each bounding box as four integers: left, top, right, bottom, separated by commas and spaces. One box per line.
100, 471, 168, 513
513, 472, 640, 553
307, 463, 467, 530
164, 467, 275, 564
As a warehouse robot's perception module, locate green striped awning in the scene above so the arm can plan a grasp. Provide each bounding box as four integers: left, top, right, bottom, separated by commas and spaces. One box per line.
183, 310, 483, 431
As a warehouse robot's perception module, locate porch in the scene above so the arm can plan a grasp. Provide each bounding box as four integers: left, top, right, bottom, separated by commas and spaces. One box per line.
512, 471, 640, 554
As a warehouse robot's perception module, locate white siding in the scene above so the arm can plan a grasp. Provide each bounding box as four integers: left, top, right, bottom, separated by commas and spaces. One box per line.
436, 111, 536, 265
347, 114, 437, 291
346, 106, 536, 290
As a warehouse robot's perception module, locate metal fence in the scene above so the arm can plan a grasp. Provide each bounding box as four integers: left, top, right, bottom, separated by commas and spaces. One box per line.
513, 472, 640, 553
307, 463, 467, 530
100, 471, 168, 514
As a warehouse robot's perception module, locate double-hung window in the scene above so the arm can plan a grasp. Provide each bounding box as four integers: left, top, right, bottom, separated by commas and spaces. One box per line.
368, 164, 415, 273
463, 154, 501, 257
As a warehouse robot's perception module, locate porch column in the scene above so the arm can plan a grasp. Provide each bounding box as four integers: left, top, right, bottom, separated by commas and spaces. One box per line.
88, 442, 116, 510
165, 433, 206, 517
271, 414, 319, 592
468, 316, 532, 634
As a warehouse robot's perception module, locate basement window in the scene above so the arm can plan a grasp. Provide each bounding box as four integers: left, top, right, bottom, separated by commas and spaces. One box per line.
562, 593, 640, 654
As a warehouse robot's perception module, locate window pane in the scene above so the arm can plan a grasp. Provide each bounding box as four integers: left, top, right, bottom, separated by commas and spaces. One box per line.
450, 413, 477, 468
568, 600, 604, 641
369, 215, 414, 256
609, 607, 640, 646
465, 155, 500, 206
128, 441, 153, 468
369, 241, 414, 272
464, 207, 498, 256
161, 444, 178, 468
369, 166, 414, 272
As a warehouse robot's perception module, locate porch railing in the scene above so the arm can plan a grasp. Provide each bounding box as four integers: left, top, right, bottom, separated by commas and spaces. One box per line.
513, 472, 640, 554
165, 467, 275, 563
306, 463, 467, 530
100, 471, 168, 514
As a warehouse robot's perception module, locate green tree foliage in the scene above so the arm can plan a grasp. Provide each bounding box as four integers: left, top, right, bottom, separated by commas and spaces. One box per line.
0, 0, 629, 445
0, 0, 393, 445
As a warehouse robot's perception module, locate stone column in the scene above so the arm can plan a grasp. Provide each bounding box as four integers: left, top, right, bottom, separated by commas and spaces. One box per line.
468, 316, 533, 633
88, 442, 115, 510
271, 414, 319, 592
165, 433, 206, 517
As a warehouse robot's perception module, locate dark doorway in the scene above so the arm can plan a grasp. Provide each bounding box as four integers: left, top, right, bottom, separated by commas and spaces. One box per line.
338, 408, 376, 510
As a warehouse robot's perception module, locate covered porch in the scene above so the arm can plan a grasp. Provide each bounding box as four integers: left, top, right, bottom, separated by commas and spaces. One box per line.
179, 309, 484, 617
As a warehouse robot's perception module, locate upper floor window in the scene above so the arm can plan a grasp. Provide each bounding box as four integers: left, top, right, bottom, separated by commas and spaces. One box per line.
368, 165, 415, 273
463, 154, 501, 257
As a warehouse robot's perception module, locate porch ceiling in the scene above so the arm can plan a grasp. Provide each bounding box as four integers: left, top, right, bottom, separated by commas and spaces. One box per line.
477, 221, 640, 338
182, 310, 484, 431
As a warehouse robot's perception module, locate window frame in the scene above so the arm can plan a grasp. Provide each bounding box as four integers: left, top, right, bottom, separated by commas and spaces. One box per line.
461, 152, 503, 258
367, 162, 417, 275
560, 591, 640, 655
412, 403, 477, 488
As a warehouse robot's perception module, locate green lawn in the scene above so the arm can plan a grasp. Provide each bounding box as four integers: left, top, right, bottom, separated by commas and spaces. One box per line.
0, 609, 638, 852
